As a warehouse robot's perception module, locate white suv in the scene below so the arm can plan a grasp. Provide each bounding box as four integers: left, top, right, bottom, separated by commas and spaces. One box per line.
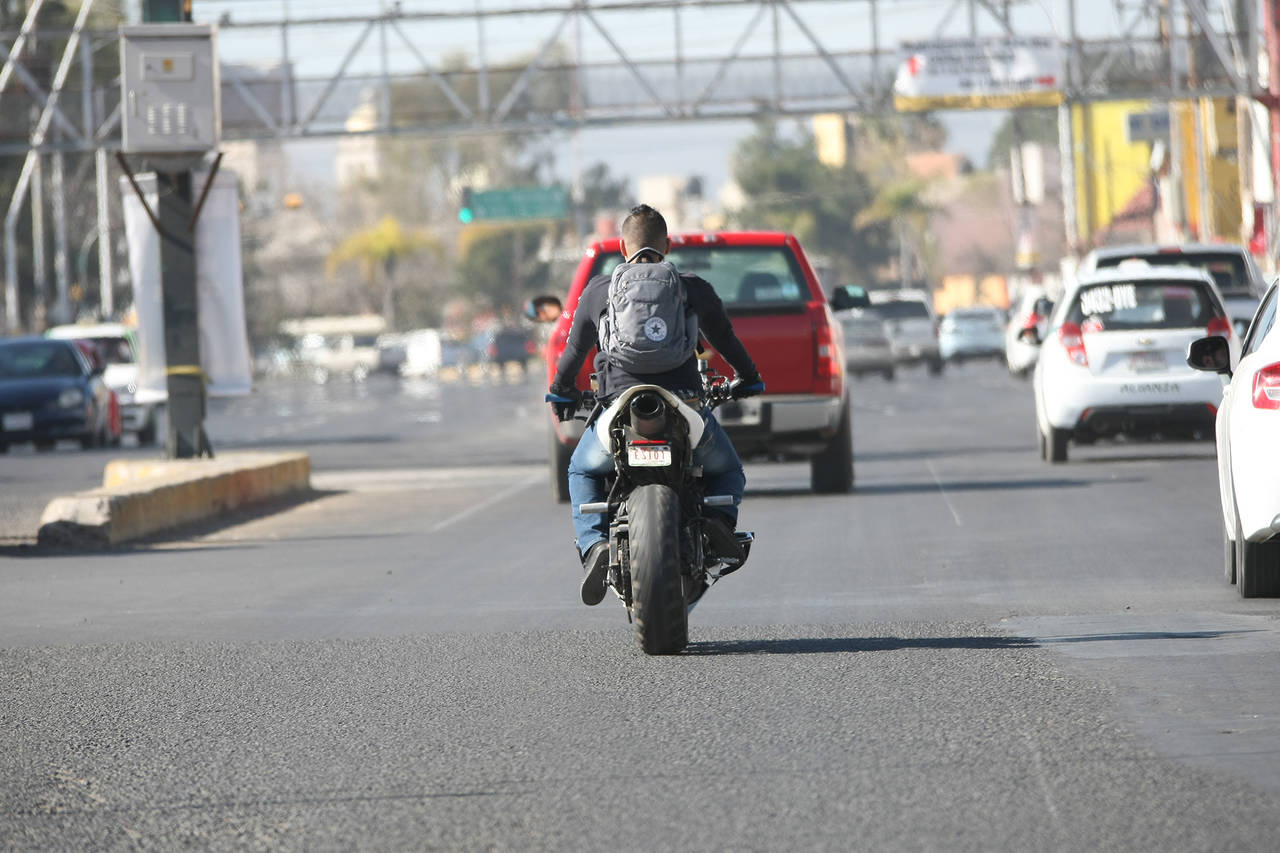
868, 289, 943, 375
45, 322, 161, 444
1031, 264, 1238, 462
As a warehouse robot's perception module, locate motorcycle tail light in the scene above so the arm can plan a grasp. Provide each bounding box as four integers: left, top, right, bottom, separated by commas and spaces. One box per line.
1059, 322, 1088, 367
1252, 362, 1280, 409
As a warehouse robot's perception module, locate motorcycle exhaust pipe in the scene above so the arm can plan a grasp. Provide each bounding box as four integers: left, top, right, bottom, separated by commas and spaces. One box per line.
629, 391, 668, 439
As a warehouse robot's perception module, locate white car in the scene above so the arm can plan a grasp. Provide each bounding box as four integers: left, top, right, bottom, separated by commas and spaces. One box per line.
1187, 280, 1280, 596
939, 306, 1006, 363
1031, 264, 1239, 463
45, 322, 161, 444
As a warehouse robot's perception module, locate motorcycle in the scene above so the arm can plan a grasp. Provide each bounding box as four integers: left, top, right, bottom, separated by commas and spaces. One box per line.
548, 366, 754, 655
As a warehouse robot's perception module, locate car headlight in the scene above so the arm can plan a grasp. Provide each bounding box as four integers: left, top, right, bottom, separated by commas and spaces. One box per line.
58, 387, 85, 408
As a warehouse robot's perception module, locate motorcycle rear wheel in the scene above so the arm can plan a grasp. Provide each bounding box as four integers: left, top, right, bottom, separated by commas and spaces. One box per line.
628, 483, 688, 655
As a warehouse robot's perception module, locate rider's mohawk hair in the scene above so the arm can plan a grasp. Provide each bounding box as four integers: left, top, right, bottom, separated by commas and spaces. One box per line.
620, 204, 668, 253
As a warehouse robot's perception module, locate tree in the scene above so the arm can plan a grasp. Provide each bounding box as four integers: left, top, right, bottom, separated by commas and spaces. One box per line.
730, 120, 891, 283
855, 178, 936, 289
457, 225, 550, 311
326, 216, 440, 330
988, 109, 1058, 168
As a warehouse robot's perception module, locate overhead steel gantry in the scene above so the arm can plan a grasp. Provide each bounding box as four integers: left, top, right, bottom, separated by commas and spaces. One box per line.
0, 0, 1264, 330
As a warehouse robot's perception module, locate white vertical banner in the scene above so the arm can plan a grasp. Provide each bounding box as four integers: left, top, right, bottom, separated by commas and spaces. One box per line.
119, 167, 252, 401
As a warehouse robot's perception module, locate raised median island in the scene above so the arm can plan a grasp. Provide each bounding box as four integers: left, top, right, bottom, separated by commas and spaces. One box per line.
37, 452, 312, 548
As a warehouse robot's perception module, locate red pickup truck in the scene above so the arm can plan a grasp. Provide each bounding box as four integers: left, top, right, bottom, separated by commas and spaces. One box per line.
540, 231, 852, 499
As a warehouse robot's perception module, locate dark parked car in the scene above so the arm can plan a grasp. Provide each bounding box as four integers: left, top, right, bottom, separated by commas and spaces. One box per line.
0, 337, 117, 452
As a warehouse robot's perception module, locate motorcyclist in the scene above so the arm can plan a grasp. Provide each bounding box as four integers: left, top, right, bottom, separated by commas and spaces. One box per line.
548, 204, 764, 605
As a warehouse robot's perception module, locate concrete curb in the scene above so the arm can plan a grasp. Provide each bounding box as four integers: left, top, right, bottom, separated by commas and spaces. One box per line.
37, 451, 311, 548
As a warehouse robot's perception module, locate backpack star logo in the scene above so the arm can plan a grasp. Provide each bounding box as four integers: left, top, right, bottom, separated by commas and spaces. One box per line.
643, 317, 669, 342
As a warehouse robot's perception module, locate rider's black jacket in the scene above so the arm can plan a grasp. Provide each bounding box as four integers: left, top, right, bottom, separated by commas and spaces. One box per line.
552, 270, 759, 402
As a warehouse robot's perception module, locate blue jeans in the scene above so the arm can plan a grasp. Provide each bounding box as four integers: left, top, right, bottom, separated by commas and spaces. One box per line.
567, 409, 746, 556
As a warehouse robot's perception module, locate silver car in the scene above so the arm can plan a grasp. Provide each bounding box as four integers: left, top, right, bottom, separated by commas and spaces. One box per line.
837, 309, 895, 380
868, 289, 944, 375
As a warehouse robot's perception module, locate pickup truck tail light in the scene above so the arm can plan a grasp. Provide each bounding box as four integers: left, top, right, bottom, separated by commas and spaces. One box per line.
1252, 362, 1280, 409
1059, 322, 1088, 367
812, 306, 843, 395
1207, 316, 1232, 339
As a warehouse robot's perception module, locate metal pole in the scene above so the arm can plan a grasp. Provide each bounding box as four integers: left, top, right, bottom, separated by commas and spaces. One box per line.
379, 10, 391, 130
871, 0, 880, 103
3, 154, 37, 333
52, 150, 70, 324
772, 0, 782, 110
1167, 0, 1186, 238
79, 33, 94, 140
96, 147, 114, 318
0, 0, 48, 104
32, 154, 47, 324
476, 0, 490, 119
142, 1, 211, 458
281, 1, 294, 130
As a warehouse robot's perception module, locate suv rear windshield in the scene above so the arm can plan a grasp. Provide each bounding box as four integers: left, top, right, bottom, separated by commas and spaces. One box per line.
868, 300, 931, 320
1067, 280, 1224, 331
591, 246, 809, 308
1094, 252, 1252, 297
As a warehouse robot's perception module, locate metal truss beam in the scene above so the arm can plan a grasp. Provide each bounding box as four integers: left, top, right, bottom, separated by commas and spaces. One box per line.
0, 0, 1262, 155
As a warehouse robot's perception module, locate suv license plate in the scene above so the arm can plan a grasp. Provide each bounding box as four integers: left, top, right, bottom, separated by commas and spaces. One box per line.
2, 412, 33, 431
1128, 352, 1165, 372
627, 444, 672, 467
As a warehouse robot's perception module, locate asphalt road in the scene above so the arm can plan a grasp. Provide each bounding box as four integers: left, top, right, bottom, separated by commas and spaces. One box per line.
5, 360, 1280, 851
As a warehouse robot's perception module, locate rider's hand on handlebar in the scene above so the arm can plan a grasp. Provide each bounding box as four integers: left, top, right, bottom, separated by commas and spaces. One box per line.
730, 373, 765, 400
547, 381, 583, 421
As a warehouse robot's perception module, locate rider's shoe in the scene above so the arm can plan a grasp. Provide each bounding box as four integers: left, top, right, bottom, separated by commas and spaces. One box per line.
580, 541, 609, 606
703, 515, 745, 563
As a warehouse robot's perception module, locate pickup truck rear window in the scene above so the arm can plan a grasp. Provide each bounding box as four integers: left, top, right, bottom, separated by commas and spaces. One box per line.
591, 246, 810, 307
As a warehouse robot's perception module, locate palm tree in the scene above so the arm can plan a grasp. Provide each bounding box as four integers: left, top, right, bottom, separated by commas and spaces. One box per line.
855, 179, 934, 289
326, 216, 440, 330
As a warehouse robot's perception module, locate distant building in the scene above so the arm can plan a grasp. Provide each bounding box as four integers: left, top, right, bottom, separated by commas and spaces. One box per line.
336, 91, 381, 189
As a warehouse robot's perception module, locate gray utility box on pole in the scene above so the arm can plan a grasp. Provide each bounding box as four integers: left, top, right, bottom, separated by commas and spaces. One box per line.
120, 24, 220, 155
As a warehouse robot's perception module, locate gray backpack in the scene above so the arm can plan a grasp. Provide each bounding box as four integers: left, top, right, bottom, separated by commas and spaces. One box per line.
598, 260, 698, 374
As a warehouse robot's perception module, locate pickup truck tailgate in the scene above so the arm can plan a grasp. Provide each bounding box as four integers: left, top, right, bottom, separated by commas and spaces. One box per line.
711, 307, 816, 394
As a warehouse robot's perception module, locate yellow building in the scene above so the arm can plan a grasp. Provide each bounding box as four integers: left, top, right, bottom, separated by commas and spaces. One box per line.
1071, 100, 1157, 244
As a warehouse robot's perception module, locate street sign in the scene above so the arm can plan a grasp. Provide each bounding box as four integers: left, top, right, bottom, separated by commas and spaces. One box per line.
469, 187, 568, 221
1126, 110, 1171, 144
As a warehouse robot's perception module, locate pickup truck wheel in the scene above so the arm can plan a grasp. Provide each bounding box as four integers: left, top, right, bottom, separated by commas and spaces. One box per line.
549, 427, 572, 503
927, 358, 944, 376
882, 367, 895, 382
811, 401, 853, 494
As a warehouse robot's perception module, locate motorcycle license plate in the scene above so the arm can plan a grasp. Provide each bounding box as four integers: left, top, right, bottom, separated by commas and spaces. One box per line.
627, 443, 672, 467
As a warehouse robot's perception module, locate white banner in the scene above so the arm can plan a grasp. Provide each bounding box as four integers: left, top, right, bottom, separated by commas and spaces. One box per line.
894, 37, 1064, 111
120, 168, 253, 402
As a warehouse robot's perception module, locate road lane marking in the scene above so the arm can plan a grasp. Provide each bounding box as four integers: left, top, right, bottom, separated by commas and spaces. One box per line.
428, 472, 542, 533
925, 460, 963, 527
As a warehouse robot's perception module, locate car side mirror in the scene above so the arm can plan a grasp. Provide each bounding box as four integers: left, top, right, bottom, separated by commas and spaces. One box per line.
525, 295, 563, 323
1187, 335, 1232, 375
830, 285, 871, 311
1018, 327, 1042, 346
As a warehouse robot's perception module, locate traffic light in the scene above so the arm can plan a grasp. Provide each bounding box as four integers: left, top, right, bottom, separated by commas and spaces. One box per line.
458, 187, 475, 224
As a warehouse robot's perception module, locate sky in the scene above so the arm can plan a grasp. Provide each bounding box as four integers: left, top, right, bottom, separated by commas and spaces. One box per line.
144, 0, 1192, 196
